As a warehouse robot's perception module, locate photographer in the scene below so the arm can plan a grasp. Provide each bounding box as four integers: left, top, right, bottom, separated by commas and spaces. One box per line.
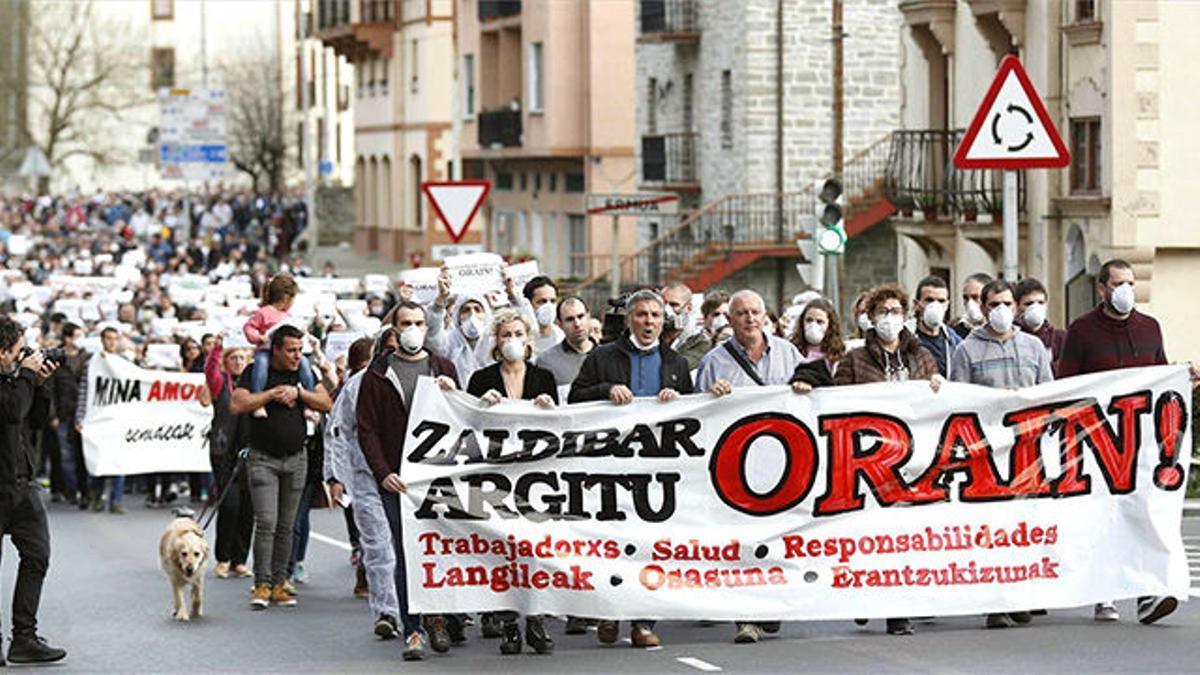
0, 316, 67, 665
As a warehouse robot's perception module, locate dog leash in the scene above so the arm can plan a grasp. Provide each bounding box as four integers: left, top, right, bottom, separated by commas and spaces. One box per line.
197, 447, 249, 531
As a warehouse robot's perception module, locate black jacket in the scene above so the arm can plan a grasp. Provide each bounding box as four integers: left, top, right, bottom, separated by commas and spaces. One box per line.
789, 358, 836, 389
51, 349, 89, 423
468, 362, 560, 404
0, 368, 51, 489
568, 334, 693, 403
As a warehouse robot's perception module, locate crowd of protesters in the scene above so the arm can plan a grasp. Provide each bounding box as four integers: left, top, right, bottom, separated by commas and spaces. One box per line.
1, 187, 1198, 663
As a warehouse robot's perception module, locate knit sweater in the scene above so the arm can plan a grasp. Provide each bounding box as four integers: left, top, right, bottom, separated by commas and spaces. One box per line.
1056, 306, 1167, 378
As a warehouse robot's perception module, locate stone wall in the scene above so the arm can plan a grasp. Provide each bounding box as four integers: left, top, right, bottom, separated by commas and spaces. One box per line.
315, 185, 356, 247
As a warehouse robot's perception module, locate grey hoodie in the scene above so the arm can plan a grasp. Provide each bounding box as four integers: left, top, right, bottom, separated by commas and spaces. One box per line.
949, 326, 1053, 389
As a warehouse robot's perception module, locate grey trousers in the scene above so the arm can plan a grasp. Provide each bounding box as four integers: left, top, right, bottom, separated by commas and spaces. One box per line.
248, 449, 307, 586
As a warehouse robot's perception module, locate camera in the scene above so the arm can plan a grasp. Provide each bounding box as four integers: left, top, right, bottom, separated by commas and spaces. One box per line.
43, 348, 66, 364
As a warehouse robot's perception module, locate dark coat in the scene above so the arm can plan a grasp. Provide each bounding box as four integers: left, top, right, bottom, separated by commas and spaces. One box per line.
833, 329, 939, 385
568, 334, 693, 403
356, 350, 458, 485
0, 368, 51, 489
789, 358, 837, 389
467, 362, 559, 404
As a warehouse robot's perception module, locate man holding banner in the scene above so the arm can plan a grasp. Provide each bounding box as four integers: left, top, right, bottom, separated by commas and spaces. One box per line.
1058, 259, 1198, 624
74, 327, 127, 514
357, 303, 459, 661
698, 289, 804, 644
568, 289, 693, 648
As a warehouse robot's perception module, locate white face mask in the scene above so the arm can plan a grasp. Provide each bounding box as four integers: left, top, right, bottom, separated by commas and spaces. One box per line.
803, 321, 826, 346
988, 304, 1014, 334
903, 317, 918, 335
856, 312, 873, 333
399, 325, 426, 354
874, 315, 904, 342
1023, 302, 1047, 330
708, 314, 728, 334
500, 337, 526, 363
922, 301, 946, 329
535, 302, 556, 327
1110, 283, 1135, 315
460, 314, 483, 340
964, 299, 985, 324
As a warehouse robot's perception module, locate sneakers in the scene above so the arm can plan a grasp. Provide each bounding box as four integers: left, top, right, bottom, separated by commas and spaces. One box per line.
596, 620, 619, 645
292, 562, 308, 584
886, 618, 914, 636
402, 632, 427, 661
734, 622, 762, 644
353, 565, 369, 598
6, 634, 67, 664
1094, 602, 1119, 622
525, 616, 554, 655
446, 614, 467, 646
250, 583, 271, 610
1138, 596, 1178, 625
234, 564, 253, 578
499, 621, 523, 655
281, 579, 298, 597
630, 624, 660, 648
424, 615, 450, 653
271, 583, 297, 607
90, 497, 104, 512
375, 614, 401, 640
215, 561, 231, 579
109, 501, 126, 515
986, 613, 1016, 629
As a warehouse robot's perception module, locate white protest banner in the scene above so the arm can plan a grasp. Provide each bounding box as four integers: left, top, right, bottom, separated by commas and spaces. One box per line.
504, 261, 540, 295
401, 366, 1192, 620
444, 253, 505, 297
363, 274, 391, 296
324, 330, 366, 362
399, 268, 441, 306
297, 276, 361, 296
80, 353, 212, 476
48, 275, 127, 293
145, 343, 181, 369
7, 234, 31, 256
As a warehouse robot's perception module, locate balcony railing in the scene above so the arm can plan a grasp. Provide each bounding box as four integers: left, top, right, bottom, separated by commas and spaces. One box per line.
640, 0, 698, 35
479, 0, 521, 21
318, 0, 352, 29
883, 129, 1024, 218
642, 132, 697, 185
360, 0, 394, 23
478, 108, 522, 148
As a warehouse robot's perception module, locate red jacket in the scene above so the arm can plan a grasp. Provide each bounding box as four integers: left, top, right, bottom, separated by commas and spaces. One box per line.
355, 351, 457, 485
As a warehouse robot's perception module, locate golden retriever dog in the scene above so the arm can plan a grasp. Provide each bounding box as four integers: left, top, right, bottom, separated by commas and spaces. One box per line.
159, 516, 209, 622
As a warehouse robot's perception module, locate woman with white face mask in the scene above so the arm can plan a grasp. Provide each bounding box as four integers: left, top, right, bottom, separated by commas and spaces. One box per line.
828, 285, 944, 639
464, 308, 558, 655
786, 299, 846, 389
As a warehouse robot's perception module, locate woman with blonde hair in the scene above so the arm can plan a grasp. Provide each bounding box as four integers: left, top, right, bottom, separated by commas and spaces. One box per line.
465, 308, 557, 654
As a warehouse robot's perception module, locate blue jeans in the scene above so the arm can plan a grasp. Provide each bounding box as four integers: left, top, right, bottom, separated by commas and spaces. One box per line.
289, 482, 315, 575
54, 425, 79, 497
382, 491, 422, 637
89, 475, 125, 504
251, 350, 315, 392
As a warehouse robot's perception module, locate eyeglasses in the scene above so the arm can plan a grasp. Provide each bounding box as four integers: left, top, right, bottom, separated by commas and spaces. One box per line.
874, 307, 905, 318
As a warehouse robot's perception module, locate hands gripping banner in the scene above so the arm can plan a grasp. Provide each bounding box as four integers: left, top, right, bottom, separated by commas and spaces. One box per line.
81, 353, 212, 476
400, 366, 1192, 620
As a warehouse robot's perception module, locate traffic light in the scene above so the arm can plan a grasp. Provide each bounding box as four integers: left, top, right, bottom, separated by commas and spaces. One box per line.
814, 177, 846, 255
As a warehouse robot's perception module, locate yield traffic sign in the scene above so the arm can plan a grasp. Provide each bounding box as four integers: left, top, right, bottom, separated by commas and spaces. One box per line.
422, 180, 491, 243
953, 55, 1069, 169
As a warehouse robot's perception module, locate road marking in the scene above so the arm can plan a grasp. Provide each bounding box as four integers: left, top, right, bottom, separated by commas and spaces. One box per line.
311, 531, 353, 552
677, 657, 722, 672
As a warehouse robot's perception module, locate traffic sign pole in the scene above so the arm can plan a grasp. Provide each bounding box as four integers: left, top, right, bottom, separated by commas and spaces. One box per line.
610, 214, 620, 300
1003, 170, 1018, 281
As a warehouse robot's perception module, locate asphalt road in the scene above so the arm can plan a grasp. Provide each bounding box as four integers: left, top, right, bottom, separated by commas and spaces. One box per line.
2, 498, 1199, 673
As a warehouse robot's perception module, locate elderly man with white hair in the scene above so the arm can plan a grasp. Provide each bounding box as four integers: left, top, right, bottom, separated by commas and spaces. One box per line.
694, 289, 807, 645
